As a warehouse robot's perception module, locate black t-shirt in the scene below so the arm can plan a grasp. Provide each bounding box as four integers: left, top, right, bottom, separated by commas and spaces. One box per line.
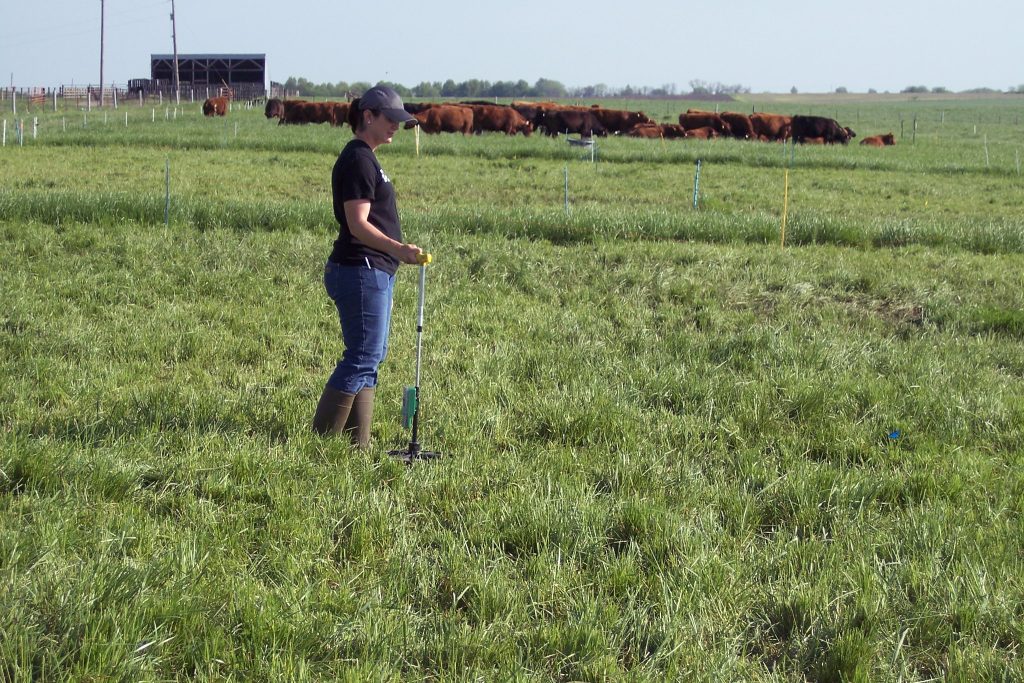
329, 139, 402, 275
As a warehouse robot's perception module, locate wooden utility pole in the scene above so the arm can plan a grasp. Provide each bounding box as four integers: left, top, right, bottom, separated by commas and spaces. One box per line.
170, 0, 180, 105
99, 0, 105, 107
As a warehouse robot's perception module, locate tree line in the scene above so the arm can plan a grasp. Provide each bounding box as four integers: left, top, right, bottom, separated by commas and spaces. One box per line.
278, 77, 749, 100
280, 76, 1024, 100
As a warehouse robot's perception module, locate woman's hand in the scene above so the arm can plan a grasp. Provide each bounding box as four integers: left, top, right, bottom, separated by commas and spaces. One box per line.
396, 243, 424, 265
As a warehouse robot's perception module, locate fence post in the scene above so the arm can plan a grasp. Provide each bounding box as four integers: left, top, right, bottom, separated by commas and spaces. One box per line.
164, 158, 171, 226
692, 159, 702, 209
2, 119, 5, 146
564, 165, 569, 215
32, 117, 37, 140
780, 167, 790, 248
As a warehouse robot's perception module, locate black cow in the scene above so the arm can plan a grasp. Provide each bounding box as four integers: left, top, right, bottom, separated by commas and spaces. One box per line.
791, 115, 855, 144
539, 109, 607, 138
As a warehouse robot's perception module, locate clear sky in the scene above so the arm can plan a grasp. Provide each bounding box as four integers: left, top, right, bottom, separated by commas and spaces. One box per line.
2, 0, 1021, 94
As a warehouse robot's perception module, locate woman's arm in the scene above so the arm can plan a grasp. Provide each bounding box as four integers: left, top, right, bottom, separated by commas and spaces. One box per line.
343, 199, 422, 264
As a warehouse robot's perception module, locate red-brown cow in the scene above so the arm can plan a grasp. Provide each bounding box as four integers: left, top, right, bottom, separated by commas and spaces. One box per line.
683, 126, 720, 140
265, 98, 285, 119
329, 102, 350, 127
414, 105, 474, 135
679, 110, 731, 135
466, 105, 533, 135
660, 123, 688, 139
750, 113, 792, 141
279, 100, 335, 125
860, 133, 896, 147
625, 122, 663, 138
202, 97, 228, 116
626, 122, 689, 139
590, 108, 653, 135
720, 112, 756, 139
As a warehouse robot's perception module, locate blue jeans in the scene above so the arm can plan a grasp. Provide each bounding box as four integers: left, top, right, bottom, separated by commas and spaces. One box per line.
323, 260, 396, 394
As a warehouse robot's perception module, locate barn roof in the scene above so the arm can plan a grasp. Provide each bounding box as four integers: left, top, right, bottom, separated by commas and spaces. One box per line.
151, 54, 266, 60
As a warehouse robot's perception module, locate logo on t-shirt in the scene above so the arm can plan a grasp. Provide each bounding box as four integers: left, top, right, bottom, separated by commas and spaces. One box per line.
379, 168, 391, 184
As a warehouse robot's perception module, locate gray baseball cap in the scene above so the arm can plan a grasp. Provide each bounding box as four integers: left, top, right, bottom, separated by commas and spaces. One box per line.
360, 85, 417, 125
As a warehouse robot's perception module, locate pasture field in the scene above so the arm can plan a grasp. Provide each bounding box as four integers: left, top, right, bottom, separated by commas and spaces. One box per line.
1, 96, 1023, 681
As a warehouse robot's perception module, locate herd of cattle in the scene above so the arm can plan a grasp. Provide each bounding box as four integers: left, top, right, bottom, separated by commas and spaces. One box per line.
202, 96, 896, 147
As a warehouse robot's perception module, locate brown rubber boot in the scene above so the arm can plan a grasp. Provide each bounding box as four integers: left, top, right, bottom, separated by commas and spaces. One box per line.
344, 386, 376, 448
311, 385, 356, 435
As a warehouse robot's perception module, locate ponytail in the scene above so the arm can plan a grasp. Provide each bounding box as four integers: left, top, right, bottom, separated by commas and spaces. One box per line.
347, 97, 362, 133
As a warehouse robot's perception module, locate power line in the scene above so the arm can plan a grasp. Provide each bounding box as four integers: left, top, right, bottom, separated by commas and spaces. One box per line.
0, 0, 166, 42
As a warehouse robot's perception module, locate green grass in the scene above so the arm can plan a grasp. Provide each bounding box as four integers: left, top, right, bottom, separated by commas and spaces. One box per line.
1, 97, 1023, 681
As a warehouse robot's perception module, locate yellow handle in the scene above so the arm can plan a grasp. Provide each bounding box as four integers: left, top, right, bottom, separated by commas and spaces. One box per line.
417, 252, 432, 265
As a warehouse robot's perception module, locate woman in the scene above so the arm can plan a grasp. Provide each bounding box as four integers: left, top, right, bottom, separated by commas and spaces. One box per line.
312, 85, 423, 446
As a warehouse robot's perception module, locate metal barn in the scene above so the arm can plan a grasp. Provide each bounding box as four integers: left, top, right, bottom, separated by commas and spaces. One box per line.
149, 53, 266, 99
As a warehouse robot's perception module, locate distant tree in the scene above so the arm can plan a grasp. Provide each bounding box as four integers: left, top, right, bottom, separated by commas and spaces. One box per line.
487, 81, 515, 98
689, 79, 711, 95
349, 82, 372, 97
868, 88, 878, 94
835, 86, 848, 94
462, 79, 489, 97
412, 81, 441, 98
790, 86, 798, 94
901, 85, 928, 93
377, 81, 411, 97
931, 86, 949, 93
440, 79, 458, 97
533, 78, 567, 98
962, 87, 998, 94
